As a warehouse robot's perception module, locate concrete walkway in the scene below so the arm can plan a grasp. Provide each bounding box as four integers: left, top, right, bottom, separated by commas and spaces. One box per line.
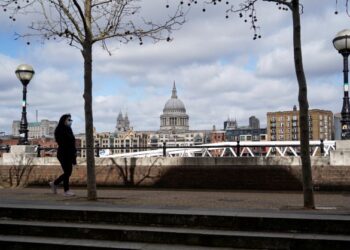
0, 187, 349, 215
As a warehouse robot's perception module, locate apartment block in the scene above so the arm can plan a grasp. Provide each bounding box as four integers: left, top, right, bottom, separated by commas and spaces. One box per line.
267, 106, 333, 141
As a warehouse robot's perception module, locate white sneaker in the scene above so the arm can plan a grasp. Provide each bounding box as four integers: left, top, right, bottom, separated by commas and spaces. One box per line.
49, 181, 58, 194
64, 191, 75, 197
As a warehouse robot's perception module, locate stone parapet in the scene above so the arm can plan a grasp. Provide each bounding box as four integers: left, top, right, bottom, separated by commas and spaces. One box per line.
2, 145, 37, 165
0, 156, 327, 167
330, 140, 350, 166
0, 156, 349, 191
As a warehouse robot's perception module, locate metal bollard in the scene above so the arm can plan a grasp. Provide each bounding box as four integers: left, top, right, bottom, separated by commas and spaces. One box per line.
320, 139, 324, 155
95, 143, 100, 157
6, 145, 10, 153
236, 140, 240, 156
37, 144, 41, 157
163, 142, 166, 157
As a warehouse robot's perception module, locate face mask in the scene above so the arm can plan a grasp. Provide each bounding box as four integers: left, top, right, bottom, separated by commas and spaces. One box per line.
66, 119, 73, 127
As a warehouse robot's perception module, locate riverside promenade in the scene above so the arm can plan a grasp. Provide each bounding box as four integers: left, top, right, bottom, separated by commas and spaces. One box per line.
1, 187, 350, 249
0, 187, 349, 214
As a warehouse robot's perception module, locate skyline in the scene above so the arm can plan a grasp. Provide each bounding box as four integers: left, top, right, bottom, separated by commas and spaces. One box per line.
0, 1, 348, 134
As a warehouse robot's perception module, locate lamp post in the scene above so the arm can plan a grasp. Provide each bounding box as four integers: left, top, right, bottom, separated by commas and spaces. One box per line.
15, 64, 35, 145
333, 29, 350, 139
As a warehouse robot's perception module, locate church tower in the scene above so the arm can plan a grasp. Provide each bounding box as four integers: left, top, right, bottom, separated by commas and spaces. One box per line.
116, 111, 130, 132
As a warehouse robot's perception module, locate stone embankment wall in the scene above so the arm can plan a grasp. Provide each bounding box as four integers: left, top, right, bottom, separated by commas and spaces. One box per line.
0, 156, 349, 191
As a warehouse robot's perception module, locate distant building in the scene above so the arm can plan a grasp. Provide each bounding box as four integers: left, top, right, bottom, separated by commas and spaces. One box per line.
31, 137, 58, 157
148, 130, 210, 147
226, 128, 267, 142
210, 125, 226, 157
147, 82, 211, 147
211, 125, 226, 143
249, 116, 260, 129
116, 112, 130, 132
160, 82, 189, 133
224, 118, 237, 130
267, 106, 333, 141
12, 119, 58, 139
334, 113, 341, 140
78, 126, 150, 157
77, 128, 112, 157
113, 129, 149, 154
223, 116, 266, 142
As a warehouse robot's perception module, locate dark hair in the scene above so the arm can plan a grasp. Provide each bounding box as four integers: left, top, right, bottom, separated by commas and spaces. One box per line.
55, 114, 72, 142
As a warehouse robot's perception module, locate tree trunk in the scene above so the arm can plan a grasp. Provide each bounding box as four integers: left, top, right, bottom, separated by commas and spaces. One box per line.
83, 41, 97, 201
291, 0, 315, 209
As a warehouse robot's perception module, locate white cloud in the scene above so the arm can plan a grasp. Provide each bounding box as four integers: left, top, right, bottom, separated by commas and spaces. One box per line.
0, 0, 348, 136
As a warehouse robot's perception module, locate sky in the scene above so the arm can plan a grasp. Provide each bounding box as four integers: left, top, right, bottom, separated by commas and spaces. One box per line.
0, 0, 348, 135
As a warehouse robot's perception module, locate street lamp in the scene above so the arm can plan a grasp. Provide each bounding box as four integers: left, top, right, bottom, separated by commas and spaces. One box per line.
333, 29, 350, 139
15, 64, 35, 145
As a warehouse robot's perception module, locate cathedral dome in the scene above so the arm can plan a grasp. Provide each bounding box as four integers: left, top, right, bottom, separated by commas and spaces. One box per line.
163, 98, 186, 113
163, 83, 186, 113
160, 82, 189, 132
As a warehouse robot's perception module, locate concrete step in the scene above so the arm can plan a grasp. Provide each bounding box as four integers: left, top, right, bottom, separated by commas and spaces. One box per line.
0, 235, 254, 250
0, 219, 349, 249
0, 204, 349, 235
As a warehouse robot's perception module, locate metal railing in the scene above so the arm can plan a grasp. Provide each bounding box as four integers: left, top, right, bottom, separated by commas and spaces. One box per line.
0, 145, 10, 154
102, 140, 334, 158
1, 140, 333, 158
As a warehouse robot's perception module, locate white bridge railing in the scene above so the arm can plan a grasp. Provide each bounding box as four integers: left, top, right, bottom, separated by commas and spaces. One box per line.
102, 140, 335, 158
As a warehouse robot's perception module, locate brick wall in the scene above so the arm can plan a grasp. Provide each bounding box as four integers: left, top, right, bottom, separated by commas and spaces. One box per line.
1, 157, 350, 191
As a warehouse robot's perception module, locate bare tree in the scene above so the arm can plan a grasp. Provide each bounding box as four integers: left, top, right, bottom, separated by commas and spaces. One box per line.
8, 155, 34, 188
178, 0, 317, 208
0, 0, 185, 200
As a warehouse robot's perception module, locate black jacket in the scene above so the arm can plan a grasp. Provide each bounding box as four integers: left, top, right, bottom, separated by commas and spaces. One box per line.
55, 126, 77, 165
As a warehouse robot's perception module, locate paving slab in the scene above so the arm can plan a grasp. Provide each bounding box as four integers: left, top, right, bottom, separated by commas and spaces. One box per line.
0, 187, 349, 216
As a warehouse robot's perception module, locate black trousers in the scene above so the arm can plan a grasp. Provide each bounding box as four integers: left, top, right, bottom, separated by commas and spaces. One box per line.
54, 157, 73, 192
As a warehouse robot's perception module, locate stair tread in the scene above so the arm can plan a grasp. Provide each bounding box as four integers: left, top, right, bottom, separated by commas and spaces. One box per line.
1, 219, 350, 241
1, 203, 349, 221
0, 235, 249, 250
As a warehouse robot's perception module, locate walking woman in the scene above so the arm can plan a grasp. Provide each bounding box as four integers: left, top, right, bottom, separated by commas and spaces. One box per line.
50, 114, 77, 196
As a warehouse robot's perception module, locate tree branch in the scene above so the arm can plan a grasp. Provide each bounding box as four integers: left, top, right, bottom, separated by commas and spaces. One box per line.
72, 0, 89, 37
57, 0, 84, 42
